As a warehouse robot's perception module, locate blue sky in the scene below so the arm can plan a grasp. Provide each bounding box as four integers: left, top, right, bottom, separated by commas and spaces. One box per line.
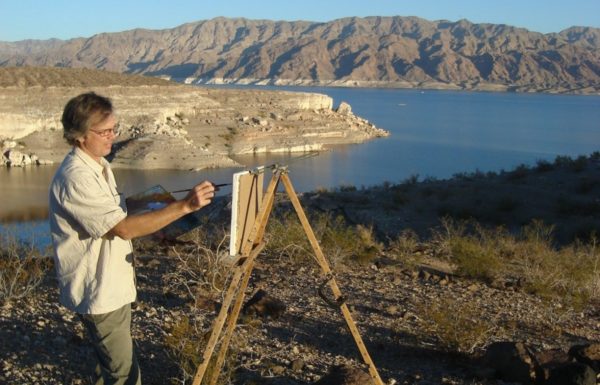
1, 0, 599, 41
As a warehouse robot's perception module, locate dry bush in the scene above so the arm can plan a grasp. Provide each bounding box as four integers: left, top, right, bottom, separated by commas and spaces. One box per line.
432, 218, 600, 308
416, 297, 495, 354
161, 227, 248, 384
517, 221, 600, 307
164, 315, 242, 385
388, 229, 422, 268
162, 227, 233, 305
432, 218, 505, 282
265, 212, 382, 265
0, 231, 51, 304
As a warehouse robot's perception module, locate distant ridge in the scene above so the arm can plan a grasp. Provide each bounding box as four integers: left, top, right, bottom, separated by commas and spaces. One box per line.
1, 16, 599, 94
0, 66, 174, 87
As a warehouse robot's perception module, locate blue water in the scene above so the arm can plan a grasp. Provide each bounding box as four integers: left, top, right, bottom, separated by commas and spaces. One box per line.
228, 86, 600, 188
2, 87, 599, 247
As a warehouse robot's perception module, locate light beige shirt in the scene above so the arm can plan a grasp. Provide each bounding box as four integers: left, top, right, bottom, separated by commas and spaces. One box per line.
49, 147, 136, 314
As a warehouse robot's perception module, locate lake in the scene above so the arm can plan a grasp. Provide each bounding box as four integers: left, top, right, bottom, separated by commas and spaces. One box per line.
1, 87, 600, 246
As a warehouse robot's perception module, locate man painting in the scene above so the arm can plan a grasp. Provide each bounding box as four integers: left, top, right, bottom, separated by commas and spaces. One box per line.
49, 92, 215, 384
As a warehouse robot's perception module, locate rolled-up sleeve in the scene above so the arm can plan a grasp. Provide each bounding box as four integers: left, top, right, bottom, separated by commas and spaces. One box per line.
61, 172, 126, 239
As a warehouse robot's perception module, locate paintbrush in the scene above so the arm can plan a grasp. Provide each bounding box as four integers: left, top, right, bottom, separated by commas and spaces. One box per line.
170, 183, 231, 194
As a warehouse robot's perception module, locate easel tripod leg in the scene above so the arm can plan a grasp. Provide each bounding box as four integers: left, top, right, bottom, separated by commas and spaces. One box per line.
193, 172, 280, 385
205, 177, 280, 385
280, 173, 385, 385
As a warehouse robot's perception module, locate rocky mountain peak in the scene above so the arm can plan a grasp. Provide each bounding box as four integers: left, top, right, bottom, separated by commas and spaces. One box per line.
0, 16, 598, 93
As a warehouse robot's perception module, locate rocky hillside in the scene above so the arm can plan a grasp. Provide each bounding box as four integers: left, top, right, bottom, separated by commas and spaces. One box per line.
1, 17, 599, 94
0, 67, 388, 170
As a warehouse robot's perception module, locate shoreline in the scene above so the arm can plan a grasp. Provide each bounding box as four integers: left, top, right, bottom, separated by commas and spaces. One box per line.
174, 77, 600, 96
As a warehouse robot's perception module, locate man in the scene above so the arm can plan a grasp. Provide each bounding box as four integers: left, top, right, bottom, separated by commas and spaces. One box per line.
49, 92, 215, 385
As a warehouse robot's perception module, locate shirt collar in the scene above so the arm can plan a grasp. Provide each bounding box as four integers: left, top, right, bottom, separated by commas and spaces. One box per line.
72, 147, 109, 177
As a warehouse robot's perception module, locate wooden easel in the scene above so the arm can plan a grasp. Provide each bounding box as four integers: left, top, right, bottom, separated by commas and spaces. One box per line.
191, 166, 384, 385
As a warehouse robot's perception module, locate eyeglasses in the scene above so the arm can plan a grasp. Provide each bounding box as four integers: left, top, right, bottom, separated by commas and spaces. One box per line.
89, 124, 121, 138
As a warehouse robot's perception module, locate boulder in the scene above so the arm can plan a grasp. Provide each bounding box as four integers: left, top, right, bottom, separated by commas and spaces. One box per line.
6, 149, 25, 167
312, 365, 372, 385
533, 349, 573, 383
242, 289, 286, 318
22, 153, 32, 166
251, 117, 268, 126
336, 101, 352, 115
2, 140, 17, 150
569, 343, 600, 371
545, 362, 596, 385
482, 341, 534, 384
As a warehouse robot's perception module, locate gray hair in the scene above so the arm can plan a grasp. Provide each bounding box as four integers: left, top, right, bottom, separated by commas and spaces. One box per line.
61, 92, 113, 146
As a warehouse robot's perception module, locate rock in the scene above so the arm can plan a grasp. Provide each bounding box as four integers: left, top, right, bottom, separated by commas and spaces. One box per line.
252, 117, 268, 126
6, 149, 25, 167
533, 349, 572, 383
242, 289, 286, 318
545, 362, 596, 385
22, 153, 32, 166
312, 365, 372, 385
2, 140, 17, 149
570, 344, 600, 371
482, 341, 534, 384
270, 365, 286, 375
291, 359, 305, 372
336, 102, 352, 115
386, 305, 399, 315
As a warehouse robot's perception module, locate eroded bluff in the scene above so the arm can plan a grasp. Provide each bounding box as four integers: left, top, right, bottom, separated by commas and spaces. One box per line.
1, 85, 388, 169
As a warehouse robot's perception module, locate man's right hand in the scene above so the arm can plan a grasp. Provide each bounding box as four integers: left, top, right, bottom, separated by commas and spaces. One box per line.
183, 181, 216, 213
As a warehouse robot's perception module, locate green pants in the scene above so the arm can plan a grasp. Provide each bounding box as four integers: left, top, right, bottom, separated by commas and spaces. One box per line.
79, 304, 141, 385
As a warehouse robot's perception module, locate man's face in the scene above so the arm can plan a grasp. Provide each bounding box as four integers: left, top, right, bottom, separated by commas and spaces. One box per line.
77, 113, 117, 163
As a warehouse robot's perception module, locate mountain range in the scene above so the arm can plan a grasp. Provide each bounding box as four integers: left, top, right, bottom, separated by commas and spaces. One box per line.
1, 16, 599, 93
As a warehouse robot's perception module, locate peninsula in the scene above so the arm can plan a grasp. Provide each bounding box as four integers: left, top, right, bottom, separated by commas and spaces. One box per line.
0, 67, 388, 169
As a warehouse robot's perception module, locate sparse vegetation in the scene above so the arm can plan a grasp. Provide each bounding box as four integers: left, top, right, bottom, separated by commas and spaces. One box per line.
265, 211, 381, 265
433, 218, 600, 307
0, 229, 51, 304
416, 297, 494, 354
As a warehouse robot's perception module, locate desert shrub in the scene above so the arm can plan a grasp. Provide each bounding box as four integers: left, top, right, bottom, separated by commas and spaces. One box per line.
534, 159, 555, 173
162, 228, 232, 305
433, 218, 600, 307
570, 155, 588, 172
435, 218, 501, 281
447, 233, 502, 282
0, 232, 51, 304
433, 219, 514, 282
265, 212, 382, 265
164, 315, 241, 385
338, 184, 357, 192
265, 212, 314, 261
507, 164, 530, 181
416, 297, 493, 353
388, 229, 421, 267
401, 174, 420, 185
517, 222, 600, 307
554, 155, 573, 167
